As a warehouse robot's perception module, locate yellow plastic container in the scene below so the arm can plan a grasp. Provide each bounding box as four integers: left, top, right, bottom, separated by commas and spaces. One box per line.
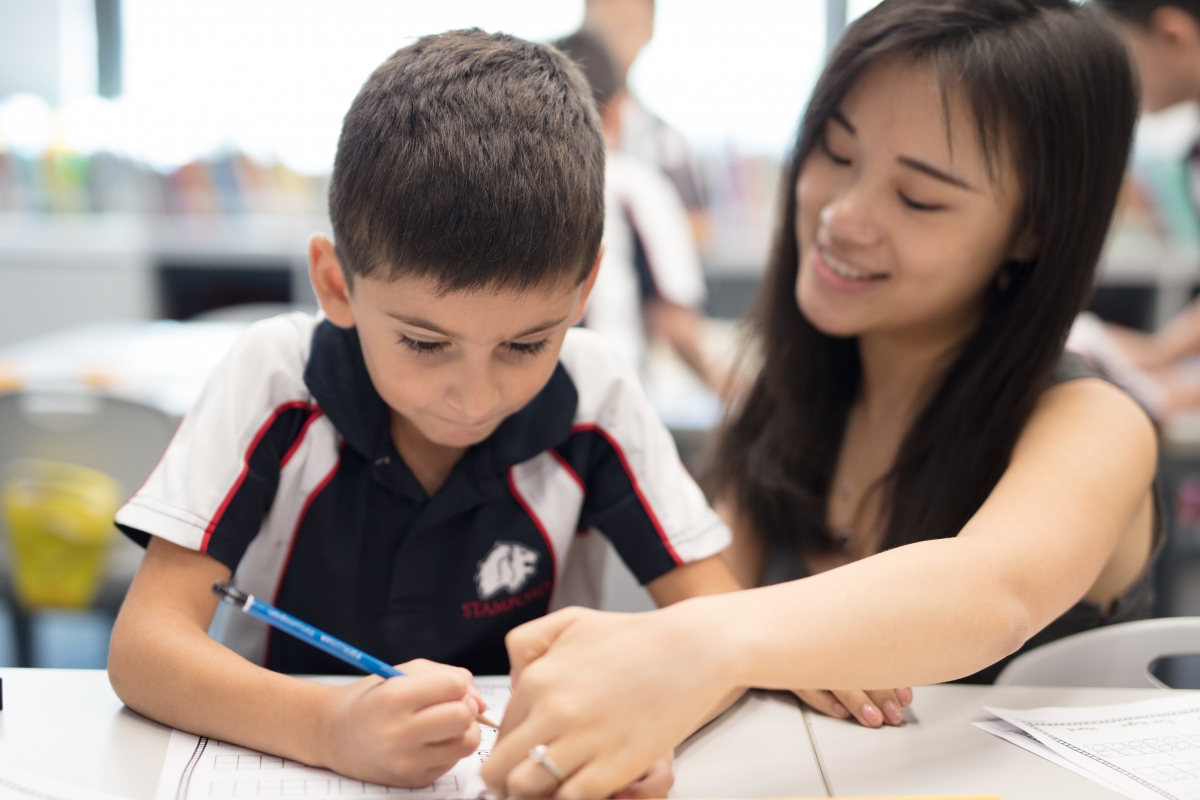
2, 459, 121, 609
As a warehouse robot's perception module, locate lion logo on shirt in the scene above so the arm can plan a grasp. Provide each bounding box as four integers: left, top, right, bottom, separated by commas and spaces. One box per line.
475, 541, 540, 600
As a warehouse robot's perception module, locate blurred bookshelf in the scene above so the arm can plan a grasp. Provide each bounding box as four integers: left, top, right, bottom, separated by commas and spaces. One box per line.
0, 149, 327, 346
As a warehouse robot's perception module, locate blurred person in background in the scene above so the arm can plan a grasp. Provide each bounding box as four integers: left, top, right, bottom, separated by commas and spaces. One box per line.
579, 0, 711, 247
1093, 1, 1200, 416
555, 31, 730, 397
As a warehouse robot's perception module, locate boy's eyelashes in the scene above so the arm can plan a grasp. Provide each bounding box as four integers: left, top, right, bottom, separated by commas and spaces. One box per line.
397, 335, 550, 358
507, 339, 549, 357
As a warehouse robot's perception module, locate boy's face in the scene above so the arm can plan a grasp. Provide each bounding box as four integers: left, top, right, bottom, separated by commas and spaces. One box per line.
311, 236, 598, 450
1113, 8, 1200, 112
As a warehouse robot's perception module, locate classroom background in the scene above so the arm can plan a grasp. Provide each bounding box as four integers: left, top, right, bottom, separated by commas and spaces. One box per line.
2, 0, 1200, 680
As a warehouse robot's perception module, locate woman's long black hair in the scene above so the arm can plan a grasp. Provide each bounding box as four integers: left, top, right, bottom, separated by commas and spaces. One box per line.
711, 0, 1139, 561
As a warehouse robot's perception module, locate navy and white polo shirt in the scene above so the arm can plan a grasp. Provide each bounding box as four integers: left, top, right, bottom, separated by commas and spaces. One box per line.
116, 313, 730, 675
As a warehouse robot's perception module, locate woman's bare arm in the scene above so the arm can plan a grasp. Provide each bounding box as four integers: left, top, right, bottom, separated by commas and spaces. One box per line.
484, 378, 1157, 797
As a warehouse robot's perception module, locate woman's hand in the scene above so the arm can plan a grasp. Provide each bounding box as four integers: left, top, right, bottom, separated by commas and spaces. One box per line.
482, 604, 735, 799
319, 659, 484, 788
794, 687, 911, 727
613, 755, 674, 799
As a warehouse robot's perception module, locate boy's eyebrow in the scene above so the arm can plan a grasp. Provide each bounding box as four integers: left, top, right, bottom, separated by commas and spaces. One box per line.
896, 156, 977, 192
387, 313, 570, 339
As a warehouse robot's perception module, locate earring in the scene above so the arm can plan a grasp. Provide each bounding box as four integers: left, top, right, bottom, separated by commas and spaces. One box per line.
996, 266, 1012, 294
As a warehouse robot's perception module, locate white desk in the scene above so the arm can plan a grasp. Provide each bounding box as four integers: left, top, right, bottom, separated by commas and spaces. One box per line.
806, 683, 1178, 799
6, 668, 1199, 799
0, 669, 826, 800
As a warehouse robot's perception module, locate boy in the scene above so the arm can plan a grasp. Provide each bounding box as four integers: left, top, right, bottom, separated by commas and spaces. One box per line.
106, 30, 737, 789
1096, 0, 1200, 409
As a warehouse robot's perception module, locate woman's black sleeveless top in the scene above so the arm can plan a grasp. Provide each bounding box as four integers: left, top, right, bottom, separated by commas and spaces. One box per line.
760, 351, 1162, 684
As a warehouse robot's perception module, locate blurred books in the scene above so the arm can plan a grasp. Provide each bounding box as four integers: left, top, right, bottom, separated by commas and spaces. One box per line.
0, 149, 328, 217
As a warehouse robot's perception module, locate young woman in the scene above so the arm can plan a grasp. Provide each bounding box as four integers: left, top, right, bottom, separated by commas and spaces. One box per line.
482, 0, 1156, 797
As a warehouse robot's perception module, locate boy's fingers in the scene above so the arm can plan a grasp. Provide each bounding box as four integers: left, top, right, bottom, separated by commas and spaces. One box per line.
380, 671, 472, 713
897, 686, 913, 706
504, 607, 588, 683
409, 698, 482, 745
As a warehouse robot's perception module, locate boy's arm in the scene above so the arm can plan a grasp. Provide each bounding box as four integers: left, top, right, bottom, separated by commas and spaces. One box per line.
645, 555, 740, 606
109, 536, 483, 787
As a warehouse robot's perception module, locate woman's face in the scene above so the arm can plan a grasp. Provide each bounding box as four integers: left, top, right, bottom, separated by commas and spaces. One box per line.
796, 56, 1033, 343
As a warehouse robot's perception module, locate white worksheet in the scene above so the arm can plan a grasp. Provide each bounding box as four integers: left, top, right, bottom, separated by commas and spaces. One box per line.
974, 719, 1125, 793
154, 677, 510, 800
987, 695, 1200, 800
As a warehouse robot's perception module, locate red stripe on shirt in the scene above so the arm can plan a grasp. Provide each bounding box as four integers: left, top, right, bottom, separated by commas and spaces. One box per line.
200, 400, 310, 553
570, 423, 683, 566
280, 406, 324, 469
549, 448, 585, 493
507, 467, 558, 586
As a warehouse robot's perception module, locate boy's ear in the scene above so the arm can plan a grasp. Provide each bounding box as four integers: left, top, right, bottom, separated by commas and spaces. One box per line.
572, 247, 605, 324
309, 235, 356, 329
1150, 5, 1200, 51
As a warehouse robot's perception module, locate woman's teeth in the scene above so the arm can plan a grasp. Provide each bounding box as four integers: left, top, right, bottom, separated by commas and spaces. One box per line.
824, 252, 883, 281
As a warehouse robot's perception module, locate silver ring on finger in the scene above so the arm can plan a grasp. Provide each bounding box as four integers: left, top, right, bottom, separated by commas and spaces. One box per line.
528, 744, 565, 782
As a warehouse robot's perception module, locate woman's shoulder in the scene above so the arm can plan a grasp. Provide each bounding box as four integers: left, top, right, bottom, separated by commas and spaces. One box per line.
1049, 350, 1105, 387
1024, 352, 1156, 465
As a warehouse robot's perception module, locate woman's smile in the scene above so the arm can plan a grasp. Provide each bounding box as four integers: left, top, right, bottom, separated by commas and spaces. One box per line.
812, 244, 889, 291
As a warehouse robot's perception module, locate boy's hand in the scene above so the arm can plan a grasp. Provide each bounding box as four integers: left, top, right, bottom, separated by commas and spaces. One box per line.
794, 687, 911, 727
319, 659, 483, 787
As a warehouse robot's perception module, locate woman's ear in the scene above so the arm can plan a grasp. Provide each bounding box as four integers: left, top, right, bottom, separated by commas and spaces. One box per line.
309, 235, 356, 328
1009, 228, 1041, 263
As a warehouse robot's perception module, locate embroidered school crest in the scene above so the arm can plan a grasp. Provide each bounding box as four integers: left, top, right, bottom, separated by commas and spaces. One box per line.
475, 541, 540, 600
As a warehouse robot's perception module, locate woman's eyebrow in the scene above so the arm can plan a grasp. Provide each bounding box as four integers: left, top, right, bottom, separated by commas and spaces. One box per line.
830, 109, 856, 135
896, 155, 977, 192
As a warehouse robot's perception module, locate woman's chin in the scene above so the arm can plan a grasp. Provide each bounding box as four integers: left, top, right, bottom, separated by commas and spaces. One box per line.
797, 287, 868, 338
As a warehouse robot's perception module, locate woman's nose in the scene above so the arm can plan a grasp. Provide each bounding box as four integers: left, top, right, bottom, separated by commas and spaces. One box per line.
821, 192, 885, 249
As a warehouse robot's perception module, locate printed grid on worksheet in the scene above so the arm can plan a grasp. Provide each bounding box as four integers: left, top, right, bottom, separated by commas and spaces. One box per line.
205, 742, 466, 797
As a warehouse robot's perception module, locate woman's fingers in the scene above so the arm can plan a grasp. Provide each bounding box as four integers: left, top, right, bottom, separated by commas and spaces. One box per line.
505, 607, 590, 684
866, 688, 905, 725
796, 687, 913, 727
612, 756, 675, 799
830, 689, 884, 727
794, 689, 851, 720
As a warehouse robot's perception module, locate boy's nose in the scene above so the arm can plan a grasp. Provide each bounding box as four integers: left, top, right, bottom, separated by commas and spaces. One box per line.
445, 371, 503, 422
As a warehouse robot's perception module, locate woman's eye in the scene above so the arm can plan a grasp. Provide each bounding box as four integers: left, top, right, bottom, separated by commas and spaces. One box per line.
507, 339, 549, 357
821, 137, 852, 166
400, 336, 447, 355
899, 192, 942, 212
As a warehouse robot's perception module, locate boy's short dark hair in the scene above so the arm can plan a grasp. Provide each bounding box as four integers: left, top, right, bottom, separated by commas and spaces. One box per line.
1096, 0, 1200, 24
329, 29, 605, 292
553, 31, 623, 111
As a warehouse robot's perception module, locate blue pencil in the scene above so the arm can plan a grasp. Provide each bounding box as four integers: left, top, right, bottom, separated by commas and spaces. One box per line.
211, 581, 497, 727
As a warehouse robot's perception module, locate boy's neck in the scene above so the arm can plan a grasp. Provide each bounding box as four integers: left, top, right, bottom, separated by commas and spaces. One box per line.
389, 411, 467, 497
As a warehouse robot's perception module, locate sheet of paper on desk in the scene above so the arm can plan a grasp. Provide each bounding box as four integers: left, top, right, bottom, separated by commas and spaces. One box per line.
974, 719, 1125, 793
0, 763, 132, 800
987, 694, 1200, 800
154, 677, 510, 800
